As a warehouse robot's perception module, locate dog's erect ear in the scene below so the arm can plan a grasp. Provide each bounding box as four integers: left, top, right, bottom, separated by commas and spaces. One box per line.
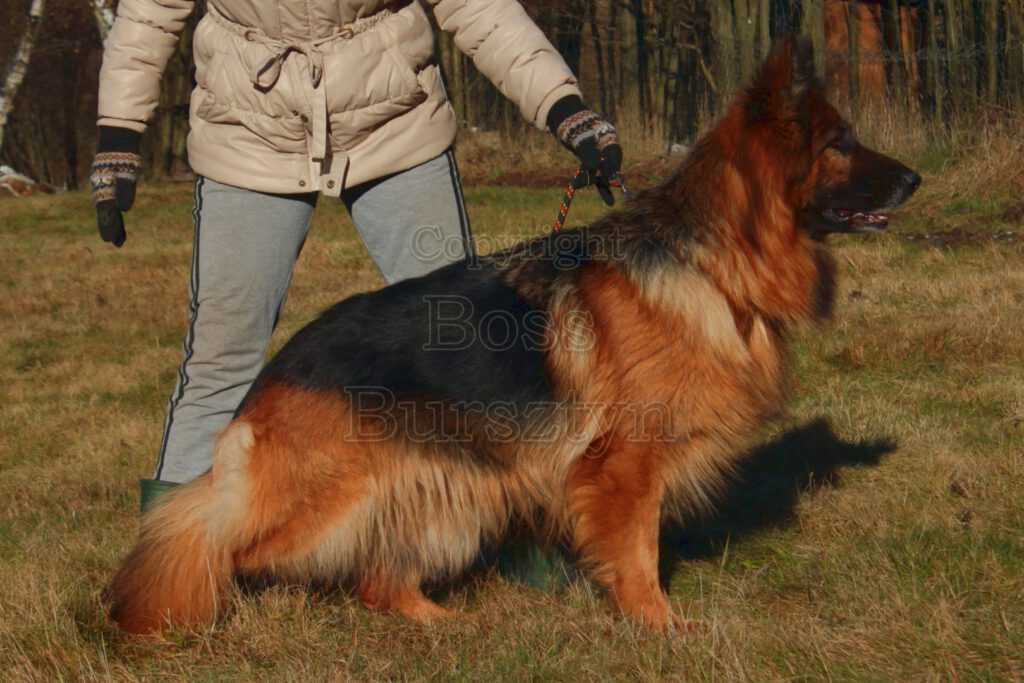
743, 36, 819, 128
791, 37, 816, 98
751, 35, 817, 105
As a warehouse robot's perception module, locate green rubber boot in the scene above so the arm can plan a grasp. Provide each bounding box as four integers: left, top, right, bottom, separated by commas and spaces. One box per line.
139, 478, 180, 514
496, 538, 577, 591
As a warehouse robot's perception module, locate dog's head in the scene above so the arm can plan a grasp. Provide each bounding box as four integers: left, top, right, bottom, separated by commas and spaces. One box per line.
735, 37, 921, 235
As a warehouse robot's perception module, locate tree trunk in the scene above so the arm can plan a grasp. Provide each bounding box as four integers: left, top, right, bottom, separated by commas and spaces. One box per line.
656, 0, 670, 129
589, 0, 609, 116
848, 1, 861, 107
0, 0, 46, 155
942, 0, 960, 113
959, 0, 977, 102
899, 4, 920, 102
801, 0, 826, 79
62, 46, 81, 190
554, 1, 585, 78
462, 54, 474, 127
438, 30, 455, 113
452, 45, 465, 125
1008, 0, 1024, 105
984, 0, 999, 102
926, 0, 943, 119
607, 0, 620, 118
759, 0, 771, 59
712, 1, 736, 101
91, 0, 115, 43
735, 0, 757, 84
631, 0, 651, 126
884, 0, 905, 103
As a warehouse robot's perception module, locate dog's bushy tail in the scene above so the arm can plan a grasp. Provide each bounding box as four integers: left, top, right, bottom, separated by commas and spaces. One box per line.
105, 422, 255, 635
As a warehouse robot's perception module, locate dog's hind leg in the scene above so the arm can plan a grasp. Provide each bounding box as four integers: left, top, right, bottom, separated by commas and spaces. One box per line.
357, 574, 454, 623
226, 384, 378, 582
566, 439, 684, 632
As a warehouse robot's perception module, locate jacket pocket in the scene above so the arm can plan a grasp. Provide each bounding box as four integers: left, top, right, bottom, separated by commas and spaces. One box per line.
194, 87, 307, 154
196, 20, 304, 123
328, 89, 427, 153
321, 35, 425, 114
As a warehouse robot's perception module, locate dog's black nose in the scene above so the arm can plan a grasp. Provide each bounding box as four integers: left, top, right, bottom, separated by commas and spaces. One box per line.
904, 171, 922, 194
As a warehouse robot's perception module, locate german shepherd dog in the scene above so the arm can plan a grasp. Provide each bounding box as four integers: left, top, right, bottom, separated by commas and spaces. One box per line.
106, 38, 920, 635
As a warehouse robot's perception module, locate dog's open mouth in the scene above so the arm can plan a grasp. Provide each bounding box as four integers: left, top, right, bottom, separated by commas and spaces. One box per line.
824, 208, 890, 232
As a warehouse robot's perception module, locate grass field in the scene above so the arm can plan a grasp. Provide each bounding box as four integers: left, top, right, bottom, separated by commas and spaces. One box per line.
1, 140, 1023, 681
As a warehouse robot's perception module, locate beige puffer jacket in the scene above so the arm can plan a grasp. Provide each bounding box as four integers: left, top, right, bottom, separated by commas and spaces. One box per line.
98, 0, 581, 196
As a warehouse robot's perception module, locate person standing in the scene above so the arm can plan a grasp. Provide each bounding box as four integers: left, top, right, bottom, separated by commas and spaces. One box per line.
90, 0, 624, 508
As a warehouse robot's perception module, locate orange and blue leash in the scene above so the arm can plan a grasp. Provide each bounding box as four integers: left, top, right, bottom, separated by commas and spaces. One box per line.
553, 169, 629, 232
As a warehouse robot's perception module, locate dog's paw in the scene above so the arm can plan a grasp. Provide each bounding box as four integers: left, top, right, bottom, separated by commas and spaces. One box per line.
401, 598, 455, 624
667, 612, 707, 637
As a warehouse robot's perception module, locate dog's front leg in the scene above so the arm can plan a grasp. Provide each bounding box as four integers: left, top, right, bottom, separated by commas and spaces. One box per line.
357, 574, 454, 623
566, 439, 680, 632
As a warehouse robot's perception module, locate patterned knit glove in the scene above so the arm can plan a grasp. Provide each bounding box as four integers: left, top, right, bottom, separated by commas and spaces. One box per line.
547, 96, 623, 206
91, 127, 143, 248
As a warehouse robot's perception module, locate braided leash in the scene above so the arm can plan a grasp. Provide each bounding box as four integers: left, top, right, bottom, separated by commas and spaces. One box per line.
552, 169, 629, 232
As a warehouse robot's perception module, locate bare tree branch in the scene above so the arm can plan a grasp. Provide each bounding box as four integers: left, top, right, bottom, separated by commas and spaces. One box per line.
0, 0, 46, 155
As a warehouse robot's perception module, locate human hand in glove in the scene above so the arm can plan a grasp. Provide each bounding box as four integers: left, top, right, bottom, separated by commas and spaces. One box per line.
90, 127, 143, 248
547, 96, 623, 206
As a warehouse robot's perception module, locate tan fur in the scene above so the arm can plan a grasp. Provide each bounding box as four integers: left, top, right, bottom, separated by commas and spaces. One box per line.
107, 39, 906, 635
105, 264, 789, 635
106, 228, 797, 636
105, 422, 254, 635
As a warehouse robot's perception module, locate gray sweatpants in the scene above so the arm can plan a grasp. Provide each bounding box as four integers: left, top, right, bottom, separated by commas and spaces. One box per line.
154, 150, 475, 483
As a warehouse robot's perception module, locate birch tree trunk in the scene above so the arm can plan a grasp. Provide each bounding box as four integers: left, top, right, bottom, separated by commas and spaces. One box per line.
90, 0, 115, 43
0, 0, 46, 154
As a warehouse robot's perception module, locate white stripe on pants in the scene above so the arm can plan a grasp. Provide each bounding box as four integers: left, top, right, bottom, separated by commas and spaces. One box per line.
154, 151, 474, 483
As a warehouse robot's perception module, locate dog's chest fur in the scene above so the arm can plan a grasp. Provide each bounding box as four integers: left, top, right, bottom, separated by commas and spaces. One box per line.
525, 241, 792, 518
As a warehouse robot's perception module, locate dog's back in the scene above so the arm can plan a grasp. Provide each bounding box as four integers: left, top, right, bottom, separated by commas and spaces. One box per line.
106, 37, 919, 635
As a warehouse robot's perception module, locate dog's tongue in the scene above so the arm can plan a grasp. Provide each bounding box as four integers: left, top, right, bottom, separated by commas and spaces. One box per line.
838, 209, 890, 230
852, 211, 889, 228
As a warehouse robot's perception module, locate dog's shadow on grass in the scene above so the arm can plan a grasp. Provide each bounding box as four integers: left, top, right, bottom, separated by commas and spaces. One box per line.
659, 417, 897, 575
239, 417, 896, 606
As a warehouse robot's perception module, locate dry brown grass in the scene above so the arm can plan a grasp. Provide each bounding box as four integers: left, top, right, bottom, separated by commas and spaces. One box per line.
0, 120, 1022, 679
855, 103, 1024, 201
454, 109, 669, 187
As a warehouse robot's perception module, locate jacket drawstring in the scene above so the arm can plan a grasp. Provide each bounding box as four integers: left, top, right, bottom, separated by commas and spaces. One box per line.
249, 38, 332, 161
210, 7, 395, 166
